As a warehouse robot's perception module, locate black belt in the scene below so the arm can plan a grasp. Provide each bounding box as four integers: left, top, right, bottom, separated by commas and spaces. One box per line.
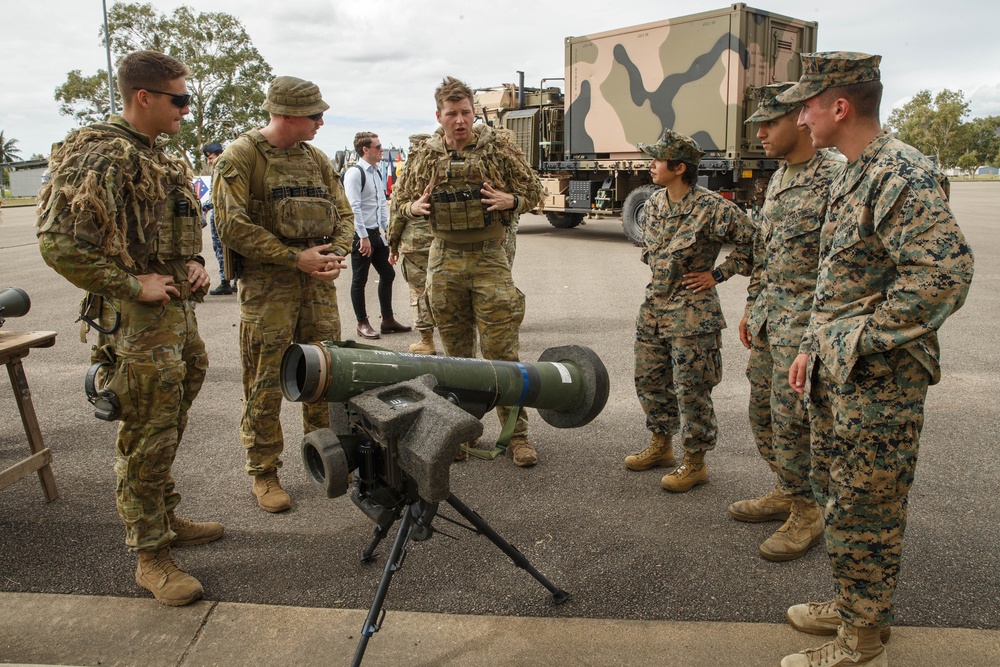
438, 238, 502, 252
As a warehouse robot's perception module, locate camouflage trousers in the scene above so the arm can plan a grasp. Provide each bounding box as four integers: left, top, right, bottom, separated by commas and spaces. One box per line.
634, 329, 723, 453
427, 238, 527, 436
807, 348, 929, 628
399, 247, 434, 332
106, 297, 208, 552
238, 262, 341, 476
503, 217, 518, 268
746, 328, 812, 498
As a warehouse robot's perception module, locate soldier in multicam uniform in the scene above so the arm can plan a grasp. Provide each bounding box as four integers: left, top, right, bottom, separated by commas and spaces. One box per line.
725, 83, 843, 562
626, 129, 754, 492
37, 50, 222, 607
390, 76, 545, 466
212, 76, 353, 512
780, 53, 974, 667
387, 133, 437, 355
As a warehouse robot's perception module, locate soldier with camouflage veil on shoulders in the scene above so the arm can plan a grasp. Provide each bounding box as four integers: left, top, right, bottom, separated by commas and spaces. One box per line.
37, 50, 222, 607
390, 76, 545, 467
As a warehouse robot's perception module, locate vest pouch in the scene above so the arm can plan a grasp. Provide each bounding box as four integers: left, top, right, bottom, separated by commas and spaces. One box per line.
271, 196, 334, 240
430, 186, 487, 232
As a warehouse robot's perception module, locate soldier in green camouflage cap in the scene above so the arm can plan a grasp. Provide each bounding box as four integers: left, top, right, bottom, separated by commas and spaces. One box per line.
213, 75, 353, 512
626, 128, 754, 494
37, 50, 223, 607
727, 82, 843, 566
388, 133, 437, 355
779, 53, 974, 667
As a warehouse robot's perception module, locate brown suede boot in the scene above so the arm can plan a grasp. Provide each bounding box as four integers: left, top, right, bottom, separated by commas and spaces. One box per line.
409, 330, 437, 355
781, 623, 887, 667
135, 548, 204, 606
728, 484, 793, 522
759, 498, 824, 561
168, 512, 225, 547
624, 433, 675, 471
660, 451, 708, 492
787, 600, 892, 643
509, 436, 538, 467
252, 470, 291, 513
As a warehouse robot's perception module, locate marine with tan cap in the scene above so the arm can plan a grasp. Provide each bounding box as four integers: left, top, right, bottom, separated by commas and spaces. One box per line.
726, 83, 843, 563
213, 76, 354, 513
779, 52, 974, 667
626, 128, 754, 493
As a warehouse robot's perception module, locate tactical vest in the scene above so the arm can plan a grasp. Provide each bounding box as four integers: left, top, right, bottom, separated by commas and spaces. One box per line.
246, 132, 339, 242
428, 151, 492, 233
151, 151, 203, 261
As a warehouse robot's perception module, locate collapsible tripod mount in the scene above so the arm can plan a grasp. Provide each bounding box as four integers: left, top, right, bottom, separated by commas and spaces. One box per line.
352, 492, 569, 666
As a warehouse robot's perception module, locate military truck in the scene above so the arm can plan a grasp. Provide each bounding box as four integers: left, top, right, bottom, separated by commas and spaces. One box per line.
473, 3, 817, 243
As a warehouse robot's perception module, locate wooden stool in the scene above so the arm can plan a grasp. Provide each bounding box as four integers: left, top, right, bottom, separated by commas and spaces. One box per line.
0, 330, 59, 502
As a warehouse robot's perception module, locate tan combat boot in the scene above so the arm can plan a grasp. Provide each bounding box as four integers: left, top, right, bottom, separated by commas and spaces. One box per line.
660, 451, 708, 493
409, 330, 437, 355
787, 600, 892, 643
509, 435, 538, 467
759, 498, 824, 561
781, 622, 887, 667
168, 512, 225, 547
252, 470, 292, 513
624, 433, 675, 471
728, 484, 793, 522
135, 547, 204, 606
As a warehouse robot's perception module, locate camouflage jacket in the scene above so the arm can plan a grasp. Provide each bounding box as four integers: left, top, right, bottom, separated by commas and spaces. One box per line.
36, 115, 204, 302
638, 185, 754, 337
744, 150, 843, 346
389, 124, 544, 249
801, 130, 974, 385
386, 162, 433, 254
212, 129, 353, 268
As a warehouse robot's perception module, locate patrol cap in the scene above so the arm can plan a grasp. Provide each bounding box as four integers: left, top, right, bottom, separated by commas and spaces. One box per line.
202, 142, 223, 156
637, 128, 704, 163
777, 52, 881, 105
262, 76, 330, 117
745, 83, 799, 123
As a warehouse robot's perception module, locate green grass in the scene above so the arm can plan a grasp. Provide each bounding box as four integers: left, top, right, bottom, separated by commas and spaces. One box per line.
0, 196, 37, 207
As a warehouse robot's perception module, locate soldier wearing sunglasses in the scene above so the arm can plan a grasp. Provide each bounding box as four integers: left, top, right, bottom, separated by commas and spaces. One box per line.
37, 50, 221, 607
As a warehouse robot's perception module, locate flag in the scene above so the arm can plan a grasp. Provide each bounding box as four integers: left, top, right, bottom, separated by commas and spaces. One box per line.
386, 155, 394, 197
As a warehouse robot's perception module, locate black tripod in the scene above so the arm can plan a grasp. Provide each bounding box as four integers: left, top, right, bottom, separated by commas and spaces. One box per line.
351, 493, 569, 666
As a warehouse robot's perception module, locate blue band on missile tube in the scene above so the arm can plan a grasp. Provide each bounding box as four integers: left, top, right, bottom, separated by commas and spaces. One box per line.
516, 363, 530, 405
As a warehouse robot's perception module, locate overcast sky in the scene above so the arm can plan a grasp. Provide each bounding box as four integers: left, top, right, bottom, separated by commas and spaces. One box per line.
3, 0, 999, 160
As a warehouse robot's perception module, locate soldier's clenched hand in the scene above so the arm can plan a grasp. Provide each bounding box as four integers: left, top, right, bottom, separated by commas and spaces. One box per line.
788, 353, 809, 394
186, 260, 211, 292
137, 273, 180, 306
410, 185, 433, 217
738, 316, 752, 350
297, 244, 346, 282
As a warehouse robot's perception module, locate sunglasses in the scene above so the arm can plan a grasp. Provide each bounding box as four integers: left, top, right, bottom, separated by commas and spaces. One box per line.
307, 113, 324, 121
134, 87, 191, 108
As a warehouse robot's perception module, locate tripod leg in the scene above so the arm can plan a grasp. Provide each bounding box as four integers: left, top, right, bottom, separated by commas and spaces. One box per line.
352, 505, 415, 667
445, 493, 569, 604
361, 515, 398, 562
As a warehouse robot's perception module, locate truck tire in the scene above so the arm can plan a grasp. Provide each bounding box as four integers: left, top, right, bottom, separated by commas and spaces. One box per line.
622, 184, 660, 246
545, 211, 585, 229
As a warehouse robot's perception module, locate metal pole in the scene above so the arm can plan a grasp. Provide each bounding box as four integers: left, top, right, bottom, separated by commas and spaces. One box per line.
102, 0, 116, 116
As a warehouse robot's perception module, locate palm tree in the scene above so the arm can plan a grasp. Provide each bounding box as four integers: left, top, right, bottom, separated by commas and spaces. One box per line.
0, 131, 23, 163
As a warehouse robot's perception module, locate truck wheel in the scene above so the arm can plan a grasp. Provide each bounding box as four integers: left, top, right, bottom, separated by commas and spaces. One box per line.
622, 184, 660, 246
545, 211, 584, 229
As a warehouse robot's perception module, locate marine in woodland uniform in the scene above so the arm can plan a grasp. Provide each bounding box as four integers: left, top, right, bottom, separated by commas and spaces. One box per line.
387, 133, 437, 355
37, 50, 222, 607
390, 76, 545, 466
780, 52, 974, 667
626, 129, 754, 493
213, 76, 353, 512
727, 83, 844, 562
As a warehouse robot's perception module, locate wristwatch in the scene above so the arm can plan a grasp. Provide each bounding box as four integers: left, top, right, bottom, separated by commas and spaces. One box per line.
711, 268, 726, 283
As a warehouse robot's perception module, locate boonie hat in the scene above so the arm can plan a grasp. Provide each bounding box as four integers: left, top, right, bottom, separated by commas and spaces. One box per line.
745, 83, 799, 123
202, 142, 224, 156
777, 52, 881, 105
262, 76, 330, 117
638, 128, 704, 163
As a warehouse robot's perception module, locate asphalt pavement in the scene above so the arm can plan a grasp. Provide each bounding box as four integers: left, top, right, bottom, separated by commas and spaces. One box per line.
1, 183, 998, 666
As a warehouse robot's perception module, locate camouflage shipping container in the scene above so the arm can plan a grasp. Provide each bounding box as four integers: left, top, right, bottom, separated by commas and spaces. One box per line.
473, 3, 817, 243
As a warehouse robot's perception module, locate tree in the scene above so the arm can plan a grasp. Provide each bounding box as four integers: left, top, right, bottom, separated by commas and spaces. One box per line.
0, 131, 23, 189
887, 89, 970, 168
55, 2, 273, 169
957, 116, 1000, 169
957, 152, 979, 176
